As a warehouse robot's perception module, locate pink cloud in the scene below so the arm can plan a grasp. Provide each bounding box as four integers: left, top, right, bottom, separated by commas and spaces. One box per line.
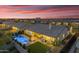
0, 5, 78, 18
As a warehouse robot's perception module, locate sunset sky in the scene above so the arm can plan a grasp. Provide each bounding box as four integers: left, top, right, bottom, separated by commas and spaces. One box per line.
0, 5, 79, 18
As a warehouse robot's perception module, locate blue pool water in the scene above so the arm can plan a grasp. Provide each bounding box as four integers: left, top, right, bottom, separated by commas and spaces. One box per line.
14, 35, 29, 44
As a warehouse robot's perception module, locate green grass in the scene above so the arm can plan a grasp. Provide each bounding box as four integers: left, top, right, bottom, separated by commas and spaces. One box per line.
27, 42, 49, 53
0, 30, 12, 46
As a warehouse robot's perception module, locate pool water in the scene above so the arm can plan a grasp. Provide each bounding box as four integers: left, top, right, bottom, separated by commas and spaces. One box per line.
14, 35, 29, 44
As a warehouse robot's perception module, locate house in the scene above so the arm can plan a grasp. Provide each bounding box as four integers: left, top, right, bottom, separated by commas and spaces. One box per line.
24, 24, 69, 43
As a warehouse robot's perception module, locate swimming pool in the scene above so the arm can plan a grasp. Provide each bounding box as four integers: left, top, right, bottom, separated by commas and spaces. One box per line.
14, 35, 29, 44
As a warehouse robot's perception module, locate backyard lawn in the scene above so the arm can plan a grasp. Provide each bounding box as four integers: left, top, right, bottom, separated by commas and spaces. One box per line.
27, 41, 49, 53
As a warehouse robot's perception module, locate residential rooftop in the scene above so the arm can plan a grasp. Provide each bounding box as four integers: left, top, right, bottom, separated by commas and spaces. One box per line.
23, 24, 69, 37
3, 21, 69, 37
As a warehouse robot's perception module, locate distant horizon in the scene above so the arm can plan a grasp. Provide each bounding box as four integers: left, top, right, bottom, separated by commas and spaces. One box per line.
0, 17, 79, 19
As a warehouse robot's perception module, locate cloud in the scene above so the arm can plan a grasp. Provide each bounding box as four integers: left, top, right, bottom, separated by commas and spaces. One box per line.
0, 5, 79, 18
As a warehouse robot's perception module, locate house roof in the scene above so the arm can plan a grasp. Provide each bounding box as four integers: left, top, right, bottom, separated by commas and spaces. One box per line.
3, 21, 69, 37
23, 24, 68, 37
